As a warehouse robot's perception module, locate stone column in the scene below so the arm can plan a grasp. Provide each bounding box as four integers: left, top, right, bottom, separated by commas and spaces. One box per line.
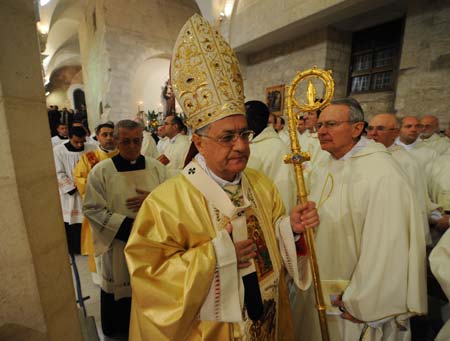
0, 1, 82, 340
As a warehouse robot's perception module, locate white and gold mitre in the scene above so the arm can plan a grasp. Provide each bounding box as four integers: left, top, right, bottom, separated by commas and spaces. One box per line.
170, 14, 245, 131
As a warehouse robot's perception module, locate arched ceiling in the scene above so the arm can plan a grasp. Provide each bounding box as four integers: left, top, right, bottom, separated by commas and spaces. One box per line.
38, 0, 83, 83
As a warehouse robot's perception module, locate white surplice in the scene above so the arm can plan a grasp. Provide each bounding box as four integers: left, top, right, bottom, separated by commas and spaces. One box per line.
163, 133, 190, 178
388, 143, 435, 244
247, 126, 297, 212
420, 133, 450, 155
141, 130, 158, 158
428, 154, 450, 211
429, 229, 450, 340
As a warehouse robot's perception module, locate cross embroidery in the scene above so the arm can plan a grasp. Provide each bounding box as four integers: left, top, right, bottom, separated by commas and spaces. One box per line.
188, 167, 196, 174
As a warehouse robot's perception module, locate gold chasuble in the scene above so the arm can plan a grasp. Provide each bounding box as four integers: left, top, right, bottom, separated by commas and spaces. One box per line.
125, 161, 310, 340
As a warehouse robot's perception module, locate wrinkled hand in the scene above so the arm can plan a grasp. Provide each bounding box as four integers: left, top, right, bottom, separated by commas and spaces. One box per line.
225, 222, 257, 269
126, 188, 150, 212
157, 154, 170, 165
290, 201, 319, 234
332, 295, 363, 324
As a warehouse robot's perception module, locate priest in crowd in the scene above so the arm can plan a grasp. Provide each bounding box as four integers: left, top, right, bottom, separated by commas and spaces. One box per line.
293, 98, 427, 340
395, 116, 438, 178
245, 100, 296, 212
51, 122, 69, 146
366, 113, 439, 244
73, 121, 118, 284
419, 115, 450, 155
156, 113, 190, 177
83, 120, 167, 338
53, 126, 97, 254
124, 14, 318, 340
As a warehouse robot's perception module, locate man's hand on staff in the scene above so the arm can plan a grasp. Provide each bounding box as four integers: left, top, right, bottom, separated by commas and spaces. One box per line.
290, 201, 319, 234
126, 188, 150, 212
225, 222, 257, 269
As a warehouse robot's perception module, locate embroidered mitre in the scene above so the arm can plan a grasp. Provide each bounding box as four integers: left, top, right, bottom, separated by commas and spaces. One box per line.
170, 14, 245, 131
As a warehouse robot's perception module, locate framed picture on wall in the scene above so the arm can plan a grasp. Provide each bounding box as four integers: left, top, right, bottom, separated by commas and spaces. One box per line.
265, 84, 285, 116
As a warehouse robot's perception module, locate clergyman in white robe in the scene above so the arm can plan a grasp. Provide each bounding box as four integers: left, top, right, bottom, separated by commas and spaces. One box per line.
294, 138, 427, 341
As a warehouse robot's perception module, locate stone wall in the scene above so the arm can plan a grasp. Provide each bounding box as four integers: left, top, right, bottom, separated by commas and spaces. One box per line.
242, 29, 328, 105
79, 0, 199, 126
0, 1, 82, 340
395, 0, 450, 128
242, 27, 351, 114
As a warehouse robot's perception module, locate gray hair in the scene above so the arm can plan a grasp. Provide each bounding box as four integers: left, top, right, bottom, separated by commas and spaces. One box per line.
330, 98, 364, 122
113, 119, 143, 138
194, 124, 211, 136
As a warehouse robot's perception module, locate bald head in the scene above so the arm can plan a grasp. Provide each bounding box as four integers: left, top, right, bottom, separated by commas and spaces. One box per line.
367, 113, 399, 147
420, 115, 439, 139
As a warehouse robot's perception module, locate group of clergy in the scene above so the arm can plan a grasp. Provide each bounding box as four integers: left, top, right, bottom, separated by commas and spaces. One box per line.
49, 13, 450, 341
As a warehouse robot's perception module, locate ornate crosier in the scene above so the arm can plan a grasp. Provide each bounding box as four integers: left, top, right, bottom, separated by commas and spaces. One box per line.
284, 66, 334, 341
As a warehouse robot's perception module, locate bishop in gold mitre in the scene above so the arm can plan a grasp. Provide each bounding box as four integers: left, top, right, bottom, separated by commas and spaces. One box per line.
125, 14, 318, 340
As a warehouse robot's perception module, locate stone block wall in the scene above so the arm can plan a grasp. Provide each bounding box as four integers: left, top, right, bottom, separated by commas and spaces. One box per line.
395, 0, 450, 128
79, 0, 199, 125
242, 29, 328, 106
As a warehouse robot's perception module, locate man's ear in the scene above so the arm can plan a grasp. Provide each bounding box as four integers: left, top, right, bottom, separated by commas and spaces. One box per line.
191, 134, 203, 153
352, 121, 365, 138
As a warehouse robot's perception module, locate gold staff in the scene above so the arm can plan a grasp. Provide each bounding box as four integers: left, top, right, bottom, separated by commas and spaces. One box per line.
284, 66, 334, 341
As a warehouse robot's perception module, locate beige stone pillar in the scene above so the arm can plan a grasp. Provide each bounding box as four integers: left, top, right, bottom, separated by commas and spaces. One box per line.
0, 1, 83, 340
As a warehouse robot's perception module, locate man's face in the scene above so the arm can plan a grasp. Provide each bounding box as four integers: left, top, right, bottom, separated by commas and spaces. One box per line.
157, 125, 166, 138
317, 104, 364, 159
297, 119, 306, 134
304, 111, 318, 130
420, 116, 438, 139
193, 115, 250, 181
268, 114, 276, 126
69, 135, 86, 149
366, 114, 399, 147
273, 117, 283, 131
57, 124, 68, 137
399, 117, 421, 144
115, 127, 143, 161
163, 116, 178, 139
97, 127, 115, 150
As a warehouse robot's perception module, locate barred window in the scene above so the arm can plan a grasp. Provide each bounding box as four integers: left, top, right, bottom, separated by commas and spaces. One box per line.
348, 19, 403, 94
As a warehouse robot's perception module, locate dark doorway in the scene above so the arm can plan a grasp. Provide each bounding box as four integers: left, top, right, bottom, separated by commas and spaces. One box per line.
73, 89, 86, 111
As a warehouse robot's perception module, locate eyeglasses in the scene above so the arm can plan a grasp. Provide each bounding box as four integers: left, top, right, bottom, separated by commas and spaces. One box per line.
315, 120, 359, 130
197, 130, 255, 146
366, 126, 398, 132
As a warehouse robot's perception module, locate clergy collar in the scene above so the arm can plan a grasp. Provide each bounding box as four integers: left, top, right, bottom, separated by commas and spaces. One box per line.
395, 136, 419, 150
99, 145, 116, 154
337, 136, 370, 161
112, 154, 145, 172
169, 133, 181, 144
57, 134, 69, 140
194, 153, 242, 188
64, 141, 84, 152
